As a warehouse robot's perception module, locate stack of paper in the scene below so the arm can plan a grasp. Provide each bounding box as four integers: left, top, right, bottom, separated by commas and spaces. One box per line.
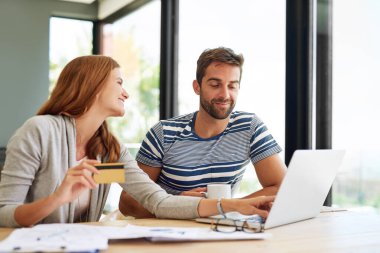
0, 223, 271, 252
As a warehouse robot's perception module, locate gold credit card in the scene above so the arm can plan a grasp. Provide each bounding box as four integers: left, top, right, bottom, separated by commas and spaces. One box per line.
93, 163, 125, 184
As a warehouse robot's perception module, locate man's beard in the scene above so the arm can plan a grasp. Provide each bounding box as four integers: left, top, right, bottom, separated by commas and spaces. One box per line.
200, 96, 235, 120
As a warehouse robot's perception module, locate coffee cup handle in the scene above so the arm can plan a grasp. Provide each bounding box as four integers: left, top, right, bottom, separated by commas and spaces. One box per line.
200, 192, 207, 198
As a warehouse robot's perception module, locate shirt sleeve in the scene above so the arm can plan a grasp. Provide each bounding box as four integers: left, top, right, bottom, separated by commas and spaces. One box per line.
135, 122, 165, 168
119, 144, 202, 219
0, 117, 46, 227
249, 115, 282, 164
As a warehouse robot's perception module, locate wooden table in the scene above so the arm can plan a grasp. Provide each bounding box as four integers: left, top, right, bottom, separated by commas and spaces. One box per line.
1, 209, 380, 252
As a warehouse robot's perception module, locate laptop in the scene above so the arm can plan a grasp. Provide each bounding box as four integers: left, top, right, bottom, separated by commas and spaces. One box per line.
196, 149, 345, 230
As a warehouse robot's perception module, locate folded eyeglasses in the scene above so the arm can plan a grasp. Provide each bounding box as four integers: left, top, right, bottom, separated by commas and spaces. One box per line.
210, 218, 264, 233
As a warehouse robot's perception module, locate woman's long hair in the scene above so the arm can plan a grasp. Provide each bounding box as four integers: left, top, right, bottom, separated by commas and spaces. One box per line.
37, 55, 121, 162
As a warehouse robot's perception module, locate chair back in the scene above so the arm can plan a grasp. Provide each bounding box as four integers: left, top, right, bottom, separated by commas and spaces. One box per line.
0, 147, 6, 180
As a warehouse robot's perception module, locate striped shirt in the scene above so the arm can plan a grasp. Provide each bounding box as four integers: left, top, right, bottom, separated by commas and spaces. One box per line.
136, 111, 282, 195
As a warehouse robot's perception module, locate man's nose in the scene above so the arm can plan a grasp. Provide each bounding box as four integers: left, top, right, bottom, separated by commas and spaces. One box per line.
218, 85, 230, 99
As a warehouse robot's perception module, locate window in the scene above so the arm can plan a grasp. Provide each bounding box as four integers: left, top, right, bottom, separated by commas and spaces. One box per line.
102, 0, 160, 146
178, 0, 286, 196
332, 0, 380, 211
101, 0, 161, 212
49, 17, 93, 93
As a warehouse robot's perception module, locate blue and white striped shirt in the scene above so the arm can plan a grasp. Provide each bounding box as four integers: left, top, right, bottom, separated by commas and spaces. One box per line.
136, 111, 282, 195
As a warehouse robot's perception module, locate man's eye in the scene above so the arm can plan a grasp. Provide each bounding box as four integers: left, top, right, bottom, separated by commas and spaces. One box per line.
229, 83, 239, 89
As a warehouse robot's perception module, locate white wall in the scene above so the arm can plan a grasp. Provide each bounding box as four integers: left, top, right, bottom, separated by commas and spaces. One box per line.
0, 0, 97, 146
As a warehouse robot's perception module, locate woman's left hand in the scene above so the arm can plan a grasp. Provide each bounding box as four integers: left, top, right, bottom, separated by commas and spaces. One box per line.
226, 196, 275, 218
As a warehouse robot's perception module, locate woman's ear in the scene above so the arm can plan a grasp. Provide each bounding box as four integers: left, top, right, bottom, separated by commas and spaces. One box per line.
193, 80, 201, 95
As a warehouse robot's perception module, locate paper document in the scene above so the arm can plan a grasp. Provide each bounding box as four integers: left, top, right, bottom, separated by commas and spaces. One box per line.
0, 222, 271, 252
0, 224, 109, 252
124, 224, 271, 242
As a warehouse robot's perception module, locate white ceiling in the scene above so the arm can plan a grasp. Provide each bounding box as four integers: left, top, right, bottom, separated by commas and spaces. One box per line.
56, 0, 135, 19
58, 0, 96, 3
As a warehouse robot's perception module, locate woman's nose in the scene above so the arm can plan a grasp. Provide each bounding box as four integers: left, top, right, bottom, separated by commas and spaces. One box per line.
122, 88, 129, 99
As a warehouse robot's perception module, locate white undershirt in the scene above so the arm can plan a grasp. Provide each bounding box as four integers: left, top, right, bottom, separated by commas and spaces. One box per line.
73, 157, 91, 222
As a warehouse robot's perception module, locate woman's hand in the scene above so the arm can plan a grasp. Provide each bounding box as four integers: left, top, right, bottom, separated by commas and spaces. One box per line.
226, 196, 275, 218
53, 159, 100, 204
180, 187, 207, 197
198, 195, 275, 218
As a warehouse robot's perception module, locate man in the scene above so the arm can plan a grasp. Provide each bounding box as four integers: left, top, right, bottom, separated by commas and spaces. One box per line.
119, 47, 286, 218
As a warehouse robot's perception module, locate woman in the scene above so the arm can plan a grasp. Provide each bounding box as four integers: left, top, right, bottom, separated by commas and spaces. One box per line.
0, 55, 274, 227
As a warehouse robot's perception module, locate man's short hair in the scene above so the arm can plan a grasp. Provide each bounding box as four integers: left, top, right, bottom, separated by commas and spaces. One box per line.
196, 47, 244, 85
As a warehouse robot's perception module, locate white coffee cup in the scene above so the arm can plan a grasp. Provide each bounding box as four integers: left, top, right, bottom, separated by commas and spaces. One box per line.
202, 184, 232, 199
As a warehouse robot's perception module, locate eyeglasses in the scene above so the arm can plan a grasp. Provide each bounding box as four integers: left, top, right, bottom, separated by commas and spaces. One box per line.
210, 219, 264, 233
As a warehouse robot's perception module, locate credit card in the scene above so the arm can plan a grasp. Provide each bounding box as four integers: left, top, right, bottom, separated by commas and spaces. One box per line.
93, 163, 125, 184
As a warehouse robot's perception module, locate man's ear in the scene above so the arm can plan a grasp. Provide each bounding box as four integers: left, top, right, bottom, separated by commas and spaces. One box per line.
193, 80, 201, 95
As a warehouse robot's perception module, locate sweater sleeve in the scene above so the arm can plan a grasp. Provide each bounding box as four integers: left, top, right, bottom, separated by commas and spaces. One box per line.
0, 117, 46, 227
118, 144, 202, 219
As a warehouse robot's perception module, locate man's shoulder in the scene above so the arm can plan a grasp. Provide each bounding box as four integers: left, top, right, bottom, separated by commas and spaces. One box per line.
160, 112, 194, 126
230, 111, 258, 123
149, 113, 195, 139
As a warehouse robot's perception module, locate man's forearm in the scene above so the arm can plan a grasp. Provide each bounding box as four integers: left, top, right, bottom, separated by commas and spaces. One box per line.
241, 185, 280, 199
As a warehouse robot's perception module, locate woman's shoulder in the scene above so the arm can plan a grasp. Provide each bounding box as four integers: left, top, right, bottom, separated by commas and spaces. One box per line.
14, 115, 73, 141
6, 115, 65, 150
23, 115, 69, 131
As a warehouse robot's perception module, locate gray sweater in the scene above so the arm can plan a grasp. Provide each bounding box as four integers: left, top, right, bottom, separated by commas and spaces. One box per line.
0, 115, 201, 227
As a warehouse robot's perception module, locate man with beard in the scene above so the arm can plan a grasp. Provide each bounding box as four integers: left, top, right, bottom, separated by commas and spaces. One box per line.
119, 47, 286, 218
